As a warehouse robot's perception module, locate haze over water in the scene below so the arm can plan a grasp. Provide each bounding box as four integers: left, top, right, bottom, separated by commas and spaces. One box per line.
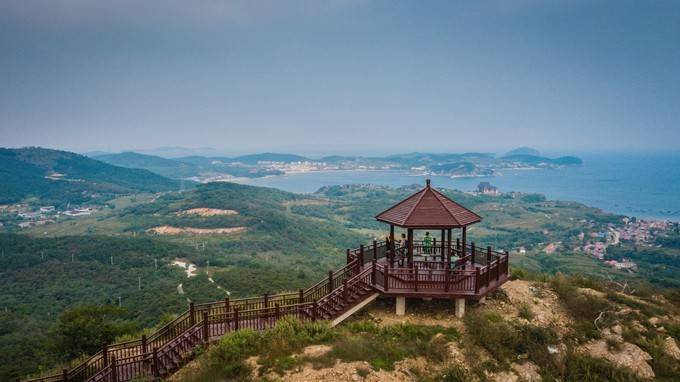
237, 152, 680, 222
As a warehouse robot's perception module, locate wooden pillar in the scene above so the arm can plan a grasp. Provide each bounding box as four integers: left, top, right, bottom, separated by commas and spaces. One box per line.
189, 302, 195, 326
373, 240, 378, 260
502, 250, 509, 280
327, 270, 333, 292
234, 308, 240, 330
102, 343, 109, 367
202, 311, 209, 345
342, 279, 348, 302
390, 238, 395, 267
390, 224, 395, 243
407, 228, 414, 267
110, 356, 117, 382
62, 368, 69, 382
152, 348, 159, 377
413, 266, 418, 291
346, 248, 351, 264
487, 246, 492, 266
461, 226, 467, 257
371, 259, 377, 285
446, 229, 452, 268
298, 289, 304, 304
263, 293, 269, 308
141, 335, 147, 354
225, 297, 230, 312
384, 266, 390, 291
440, 229, 445, 259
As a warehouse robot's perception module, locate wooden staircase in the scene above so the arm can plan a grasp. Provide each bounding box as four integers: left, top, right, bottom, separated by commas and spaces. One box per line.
314, 266, 375, 321
22, 240, 510, 382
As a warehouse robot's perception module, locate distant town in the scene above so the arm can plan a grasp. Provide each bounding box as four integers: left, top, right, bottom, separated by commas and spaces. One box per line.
0, 203, 97, 229
516, 206, 676, 273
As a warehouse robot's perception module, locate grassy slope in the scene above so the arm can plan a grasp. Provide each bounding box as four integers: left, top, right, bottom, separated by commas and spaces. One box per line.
176, 274, 680, 382
0, 147, 178, 206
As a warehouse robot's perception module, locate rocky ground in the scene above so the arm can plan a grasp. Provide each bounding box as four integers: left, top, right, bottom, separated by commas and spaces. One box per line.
172, 279, 680, 382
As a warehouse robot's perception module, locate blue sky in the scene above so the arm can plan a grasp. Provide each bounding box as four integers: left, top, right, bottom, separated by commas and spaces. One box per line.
1, 0, 679, 155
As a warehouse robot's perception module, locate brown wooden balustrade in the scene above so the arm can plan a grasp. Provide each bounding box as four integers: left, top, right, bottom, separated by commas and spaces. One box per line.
22, 240, 508, 382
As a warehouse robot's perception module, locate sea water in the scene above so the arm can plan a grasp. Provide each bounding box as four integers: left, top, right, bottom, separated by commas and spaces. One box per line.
235, 152, 680, 221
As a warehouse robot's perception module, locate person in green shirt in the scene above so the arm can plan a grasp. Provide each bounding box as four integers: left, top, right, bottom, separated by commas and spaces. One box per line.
423, 231, 433, 255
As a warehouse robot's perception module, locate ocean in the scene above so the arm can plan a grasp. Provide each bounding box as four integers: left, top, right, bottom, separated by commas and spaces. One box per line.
235, 152, 680, 221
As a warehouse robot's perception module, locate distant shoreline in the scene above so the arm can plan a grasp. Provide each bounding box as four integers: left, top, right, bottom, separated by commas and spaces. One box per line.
226, 166, 680, 223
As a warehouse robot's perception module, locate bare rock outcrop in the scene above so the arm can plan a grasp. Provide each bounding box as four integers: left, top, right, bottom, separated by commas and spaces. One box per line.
496, 280, 569, 331
582, 340, 654, 379
511, 361, 542, 382
663, 336, 680, 360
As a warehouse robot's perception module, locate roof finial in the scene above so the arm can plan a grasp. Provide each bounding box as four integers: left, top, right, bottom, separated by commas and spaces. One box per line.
426, 178, 431, 187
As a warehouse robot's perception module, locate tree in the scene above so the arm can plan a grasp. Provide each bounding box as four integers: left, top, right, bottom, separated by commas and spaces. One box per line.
53, 305, 134, 359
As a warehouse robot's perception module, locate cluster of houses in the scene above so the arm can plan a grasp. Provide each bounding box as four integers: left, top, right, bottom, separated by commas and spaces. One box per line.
511, 216, 668, 273
0, 204, 93, 229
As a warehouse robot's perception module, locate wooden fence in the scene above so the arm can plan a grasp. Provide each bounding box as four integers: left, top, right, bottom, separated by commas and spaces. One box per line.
21, 240, 508, 382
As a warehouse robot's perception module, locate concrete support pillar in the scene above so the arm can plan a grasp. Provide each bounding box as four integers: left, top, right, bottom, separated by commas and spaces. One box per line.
455, 298, 466, 318
396, 296, 406, 316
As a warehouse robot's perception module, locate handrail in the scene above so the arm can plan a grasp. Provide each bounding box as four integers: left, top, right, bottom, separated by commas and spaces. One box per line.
22, 240, 509, 382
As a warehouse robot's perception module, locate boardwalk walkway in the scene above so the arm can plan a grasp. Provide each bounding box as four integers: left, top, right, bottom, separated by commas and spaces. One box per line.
23, 241, 509, 382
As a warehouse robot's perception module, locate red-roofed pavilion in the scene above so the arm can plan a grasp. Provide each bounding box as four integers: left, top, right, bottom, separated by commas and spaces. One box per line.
376, 179, 481, 267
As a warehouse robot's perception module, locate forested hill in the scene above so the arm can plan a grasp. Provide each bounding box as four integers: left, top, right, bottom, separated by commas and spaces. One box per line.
0, 147, 178, 206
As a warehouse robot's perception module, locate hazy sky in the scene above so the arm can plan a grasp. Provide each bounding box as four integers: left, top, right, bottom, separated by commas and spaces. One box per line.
1, 0, 679, 155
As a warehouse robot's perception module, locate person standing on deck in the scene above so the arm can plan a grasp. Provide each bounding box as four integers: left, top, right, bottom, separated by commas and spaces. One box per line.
399, 233, 408, 266
423, 231, 432, 255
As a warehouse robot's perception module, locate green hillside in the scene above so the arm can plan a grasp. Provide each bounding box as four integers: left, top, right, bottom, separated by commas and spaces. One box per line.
95, 152, 285, 179
0, 182, 365, 381
93, 152, 199, 178
0, 147, 178, 206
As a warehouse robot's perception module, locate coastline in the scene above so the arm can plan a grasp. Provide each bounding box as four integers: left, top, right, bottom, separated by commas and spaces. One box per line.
223, 166, 680, 223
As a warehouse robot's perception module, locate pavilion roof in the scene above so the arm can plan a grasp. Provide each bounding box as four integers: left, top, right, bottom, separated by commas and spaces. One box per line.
375, 180, 482, 228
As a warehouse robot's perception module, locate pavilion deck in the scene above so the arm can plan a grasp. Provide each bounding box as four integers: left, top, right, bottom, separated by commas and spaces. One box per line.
348, 239, 510, 300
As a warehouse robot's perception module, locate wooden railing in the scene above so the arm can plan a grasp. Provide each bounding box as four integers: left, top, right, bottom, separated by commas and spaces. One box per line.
22, 239, 508, 382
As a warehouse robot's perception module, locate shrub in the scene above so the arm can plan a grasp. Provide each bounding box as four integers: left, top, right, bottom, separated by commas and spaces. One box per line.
511, 267, 527, 280
325, 321, 459, 371
428, 364, 471, 382
180, 318, 335, 381
464, 311, 518, 363
562, 353, 641, 382
606, 292, 666, 318
206, 329, 260, 379
634, 335, 680, 379
517, 302, 535, 321
550, 273, 614, 339
464, 311, 558, 369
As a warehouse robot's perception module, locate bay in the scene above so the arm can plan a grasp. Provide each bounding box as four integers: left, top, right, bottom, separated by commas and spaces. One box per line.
235, 152, 680, 221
